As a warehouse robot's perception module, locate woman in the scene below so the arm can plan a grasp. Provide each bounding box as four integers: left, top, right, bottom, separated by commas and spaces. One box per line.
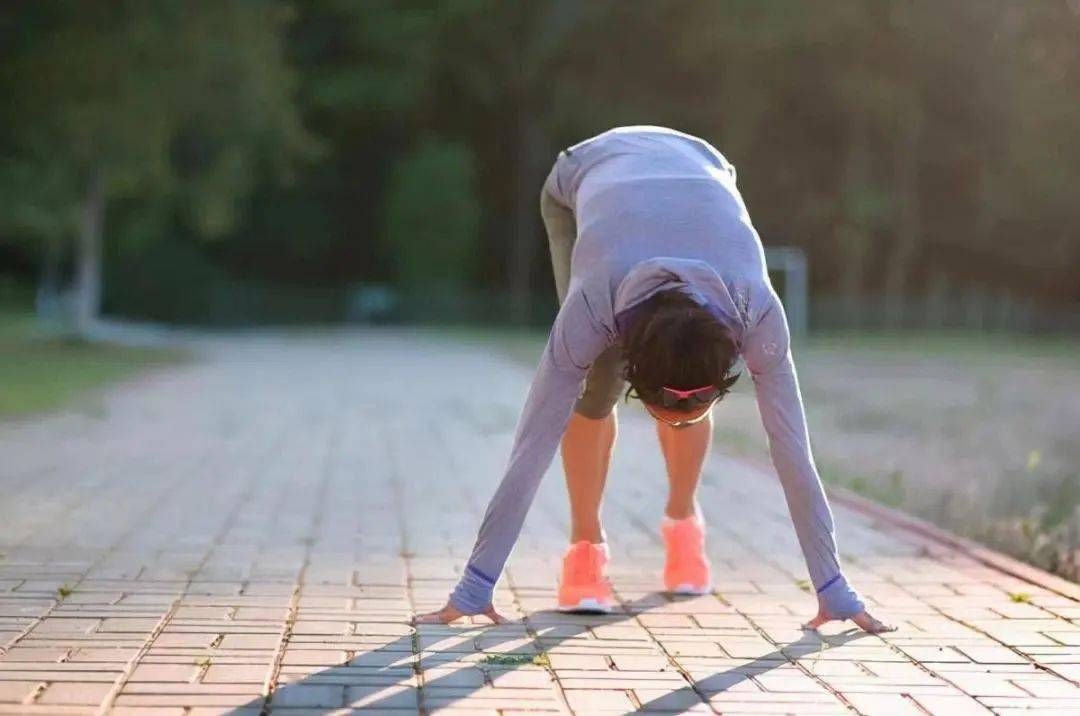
417, 126, 893, 633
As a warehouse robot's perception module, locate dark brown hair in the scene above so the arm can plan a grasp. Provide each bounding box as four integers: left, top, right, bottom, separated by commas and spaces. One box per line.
621, 289, 740, 410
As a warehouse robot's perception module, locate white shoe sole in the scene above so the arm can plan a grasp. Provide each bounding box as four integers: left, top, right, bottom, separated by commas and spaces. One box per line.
557, 597, 613, 614
669, 583, 712, 596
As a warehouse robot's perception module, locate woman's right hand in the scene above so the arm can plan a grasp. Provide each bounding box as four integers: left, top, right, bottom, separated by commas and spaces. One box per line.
414, 600, 508, 625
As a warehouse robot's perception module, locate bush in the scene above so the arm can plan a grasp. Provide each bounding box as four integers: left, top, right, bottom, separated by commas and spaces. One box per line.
380, 137, 481, 290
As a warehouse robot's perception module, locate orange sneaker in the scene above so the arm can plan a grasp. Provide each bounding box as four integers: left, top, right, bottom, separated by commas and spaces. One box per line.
557, 541, 614, 613
661, 515, 712, 595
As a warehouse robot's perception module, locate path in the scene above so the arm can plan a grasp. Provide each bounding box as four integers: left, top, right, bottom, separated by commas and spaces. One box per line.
1, 330, 1078, 714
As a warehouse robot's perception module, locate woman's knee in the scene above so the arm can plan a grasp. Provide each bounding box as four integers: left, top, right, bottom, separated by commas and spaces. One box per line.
574, 349, 626, 419
574, 391, 620, 420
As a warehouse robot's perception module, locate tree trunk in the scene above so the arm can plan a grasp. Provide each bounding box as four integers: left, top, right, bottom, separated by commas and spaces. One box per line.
508, 108, 544, 325
74, 166, 105, 337
924, 265, 949, 329
883, 108, 923, 327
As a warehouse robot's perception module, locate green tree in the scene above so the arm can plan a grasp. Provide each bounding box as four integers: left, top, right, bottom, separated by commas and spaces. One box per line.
0, 1, 313, 335
380, 138, 480, 291
433, 0, 591, 322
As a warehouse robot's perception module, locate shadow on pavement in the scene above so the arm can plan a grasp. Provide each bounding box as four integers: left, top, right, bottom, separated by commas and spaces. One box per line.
635, 625, 866, 712
222, 592, 870, 714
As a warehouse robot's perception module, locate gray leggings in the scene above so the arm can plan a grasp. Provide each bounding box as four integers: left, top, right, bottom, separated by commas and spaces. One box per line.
540, 153, 627, 419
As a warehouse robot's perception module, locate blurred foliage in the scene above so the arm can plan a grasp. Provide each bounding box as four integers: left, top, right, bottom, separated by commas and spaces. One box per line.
0, 0, 314, 243
0, 0, 1078, 325
103, 234, 351, 325
381, 137, 480, 288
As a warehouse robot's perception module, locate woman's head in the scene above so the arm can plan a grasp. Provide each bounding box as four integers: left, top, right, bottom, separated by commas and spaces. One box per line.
621, 289, 740, 425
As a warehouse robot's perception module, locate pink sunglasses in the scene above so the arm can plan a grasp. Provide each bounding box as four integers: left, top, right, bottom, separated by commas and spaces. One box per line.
659, 384, 721, 409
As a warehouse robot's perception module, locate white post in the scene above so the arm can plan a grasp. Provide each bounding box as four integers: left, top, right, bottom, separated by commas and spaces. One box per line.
764, 246, 809, 340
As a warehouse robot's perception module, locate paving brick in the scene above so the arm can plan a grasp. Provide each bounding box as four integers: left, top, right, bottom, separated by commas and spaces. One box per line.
0, 669, 117, 682
954, 645, 1031, 664
0, 330, 1077, 714
268, 684, 344, 708
120, 684, 262, 696
345, 684, 419, 709
1011, 678, 1080, 698
563, 688, 636, 711
217, 634, 280, 650
546, 653, 610, 670
112, 693, 260, 707
30, 619, 100, 635
202, 664, 268, 684
129, 664, 199, 682
843, 692, 925, 714
752, 671, 835, 694
910, 694, 992, 715
560, 671, 688, 689
154, 633, 219, 648
0, 708, 99, 715
633, 687, 709, 712
0, 681, 42, 703
421, 666, 485, 688
706, 690, 848, 712
939, 673, 1033, 697
978, 696, 1080, 710
36, 682, 112, 705
898, 645, 972, 663
609, 656, 665, 673
486, 669, 553, 688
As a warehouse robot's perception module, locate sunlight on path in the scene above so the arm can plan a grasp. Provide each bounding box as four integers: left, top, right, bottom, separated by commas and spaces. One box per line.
1, 330, 1078, 714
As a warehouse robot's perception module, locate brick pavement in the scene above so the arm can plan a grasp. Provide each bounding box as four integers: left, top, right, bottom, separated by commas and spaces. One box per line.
1, 329, 1078, 715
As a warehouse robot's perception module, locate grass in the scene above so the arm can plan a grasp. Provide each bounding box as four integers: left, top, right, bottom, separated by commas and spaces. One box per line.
819, 459, 908, 509
481, 652, 549, 667
0, 311, 188, 420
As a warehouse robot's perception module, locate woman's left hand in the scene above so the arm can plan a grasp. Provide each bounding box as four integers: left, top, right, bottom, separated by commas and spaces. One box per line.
413, 601, 508, 625
802, 605, 897, 634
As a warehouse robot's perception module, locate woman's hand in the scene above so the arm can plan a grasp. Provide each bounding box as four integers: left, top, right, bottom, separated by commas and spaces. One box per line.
414, 601, 508, 625
802, 605, 897, 634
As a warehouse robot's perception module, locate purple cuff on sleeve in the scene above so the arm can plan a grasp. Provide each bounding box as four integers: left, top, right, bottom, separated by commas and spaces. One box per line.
816, 573, 864, 619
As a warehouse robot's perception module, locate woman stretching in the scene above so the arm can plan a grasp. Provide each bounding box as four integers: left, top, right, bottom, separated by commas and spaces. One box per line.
418, 126, 893, 633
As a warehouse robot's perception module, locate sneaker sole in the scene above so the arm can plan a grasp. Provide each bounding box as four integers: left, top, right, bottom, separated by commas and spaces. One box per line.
557, 597, 613, 614
669, 583, 712, 596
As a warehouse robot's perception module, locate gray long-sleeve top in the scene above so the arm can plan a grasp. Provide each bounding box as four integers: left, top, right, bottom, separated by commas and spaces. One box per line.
450, 126, 864, 618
